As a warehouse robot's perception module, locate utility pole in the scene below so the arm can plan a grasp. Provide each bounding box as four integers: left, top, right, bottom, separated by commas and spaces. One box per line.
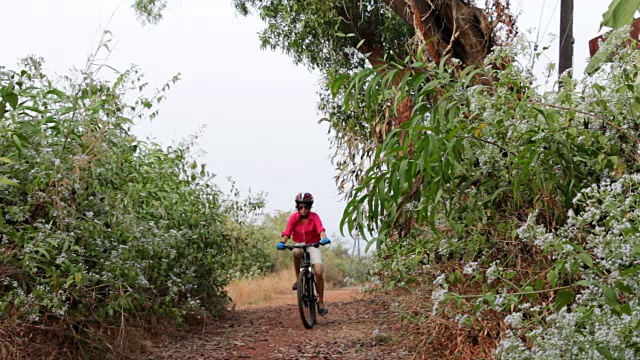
352, 230, 361, 257
559, 0, 574, 80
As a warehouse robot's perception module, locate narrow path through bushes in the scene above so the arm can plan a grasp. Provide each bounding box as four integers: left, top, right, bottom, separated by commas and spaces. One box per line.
144, 288, 406, 359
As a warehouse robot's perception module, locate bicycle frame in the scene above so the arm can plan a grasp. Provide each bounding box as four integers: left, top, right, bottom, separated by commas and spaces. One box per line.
282, 242, 326, 329
298, 245, 313, 278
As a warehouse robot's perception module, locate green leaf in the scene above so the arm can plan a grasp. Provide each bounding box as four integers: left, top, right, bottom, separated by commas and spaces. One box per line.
22, 105, 45, 114
600, 0, 640, 29
0, 101, 6, 118
578, 253, 594, 268
596, 346, 616, 360
399, 159, 408, 188
554, 290, 574, 310
35, 247, 50, 260
12, 135, 22, 151
58, 106, 75, 115
1, 92, 18, 110
61, 240, 69, 253
621, 302, 632, 316
0, 157, 13, 164
547, 270, 559, 287
603, 287, 621, 312
524, 285, 537, 300
622, 225, 639, 236
330, 74, 349, 97
615, 281, 634, 294
45, 89, 67, 99
2, 92, 18, 110
582, 58, 602, 77
0, 177, 18, 186
586, 52, 607, 75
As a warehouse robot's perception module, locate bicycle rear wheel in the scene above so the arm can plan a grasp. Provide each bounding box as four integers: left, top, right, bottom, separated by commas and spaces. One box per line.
297, 270, 316, 329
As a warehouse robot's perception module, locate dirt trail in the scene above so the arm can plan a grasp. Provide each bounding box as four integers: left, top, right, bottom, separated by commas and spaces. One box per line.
144, 288, 405, 359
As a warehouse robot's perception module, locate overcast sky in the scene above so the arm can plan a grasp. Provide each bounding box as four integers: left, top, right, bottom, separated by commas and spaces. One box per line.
1, 0, 610, 243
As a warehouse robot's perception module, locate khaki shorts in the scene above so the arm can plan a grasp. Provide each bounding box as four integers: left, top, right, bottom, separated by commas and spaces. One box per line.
295, 243, 323, 265
307, 247, 322, 265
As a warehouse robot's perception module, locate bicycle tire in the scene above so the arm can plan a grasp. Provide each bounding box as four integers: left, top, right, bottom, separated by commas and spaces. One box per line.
308, 271, 317, 321
297, 270, 316, 329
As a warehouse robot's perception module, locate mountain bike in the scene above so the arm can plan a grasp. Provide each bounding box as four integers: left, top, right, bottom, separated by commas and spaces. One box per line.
279, 242, 328, 329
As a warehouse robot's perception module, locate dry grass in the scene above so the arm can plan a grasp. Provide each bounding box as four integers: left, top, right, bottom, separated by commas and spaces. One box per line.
368, 286, 503, 360
225, 267, 346, 307
225, 269, 296, 307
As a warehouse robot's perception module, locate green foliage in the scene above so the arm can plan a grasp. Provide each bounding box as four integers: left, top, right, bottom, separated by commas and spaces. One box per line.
338, 38, 638, 247
601, 0, 640, 29
259, 210, 294, 271
321, 237, 370, 287
231, 0, 412, 71
326, 29, 640, 359
221, 182, 274, 279
132, 0, 167, 24
0, 58, 270, 349
132, 0, 414, 71
588, 0, 640, 74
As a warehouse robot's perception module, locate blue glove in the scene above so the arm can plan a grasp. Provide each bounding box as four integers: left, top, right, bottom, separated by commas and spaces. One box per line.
320, 238, 331, 245
276, 242, 286, 250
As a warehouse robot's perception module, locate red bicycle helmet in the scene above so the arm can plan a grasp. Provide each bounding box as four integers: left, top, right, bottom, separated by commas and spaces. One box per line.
295, 192, 314, 206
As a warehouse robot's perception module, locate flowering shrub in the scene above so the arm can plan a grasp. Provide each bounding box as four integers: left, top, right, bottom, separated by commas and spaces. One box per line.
0, 58, 271, 352
497, 174, 640, 359
328, 26, 640, 358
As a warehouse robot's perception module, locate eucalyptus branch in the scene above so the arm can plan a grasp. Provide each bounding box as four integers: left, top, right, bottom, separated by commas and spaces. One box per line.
391, 174, 424, 231
537, 102, 640, 144
457, 135, 514, 155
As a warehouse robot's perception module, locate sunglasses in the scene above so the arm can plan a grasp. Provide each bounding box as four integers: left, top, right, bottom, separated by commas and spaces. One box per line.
298, 205, 311, 210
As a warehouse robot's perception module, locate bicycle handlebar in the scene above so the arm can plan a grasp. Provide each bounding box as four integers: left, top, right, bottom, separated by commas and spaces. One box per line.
279, 242, 328, 251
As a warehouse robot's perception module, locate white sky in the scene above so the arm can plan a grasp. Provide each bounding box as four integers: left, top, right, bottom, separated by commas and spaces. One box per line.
1, 0, 610, 243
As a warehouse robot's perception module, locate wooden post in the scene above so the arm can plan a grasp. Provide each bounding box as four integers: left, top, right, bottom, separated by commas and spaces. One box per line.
559, 0, 574, 79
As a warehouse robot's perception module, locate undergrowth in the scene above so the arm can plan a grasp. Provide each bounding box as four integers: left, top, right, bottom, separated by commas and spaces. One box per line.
332, 27, 640, 359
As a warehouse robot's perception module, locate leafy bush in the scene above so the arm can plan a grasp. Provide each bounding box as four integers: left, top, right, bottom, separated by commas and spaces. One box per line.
498, 174, 640, 359
321, 237, 370, 288
326, 27, 640, 358
0, 58, 269, 353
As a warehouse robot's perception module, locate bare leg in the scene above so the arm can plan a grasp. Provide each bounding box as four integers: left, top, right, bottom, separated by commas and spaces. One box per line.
293, 249, 302, 279
313, 264, 325, 309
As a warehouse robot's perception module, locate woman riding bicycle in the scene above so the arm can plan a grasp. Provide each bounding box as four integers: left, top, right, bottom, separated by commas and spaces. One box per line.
277, 192, 330, 316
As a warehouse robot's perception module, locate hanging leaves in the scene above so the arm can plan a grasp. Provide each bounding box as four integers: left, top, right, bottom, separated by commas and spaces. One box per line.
601, 0, 640, 29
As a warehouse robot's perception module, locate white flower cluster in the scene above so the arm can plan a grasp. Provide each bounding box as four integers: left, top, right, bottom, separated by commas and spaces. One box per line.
463, 261, 478, 275
431, 273, 449, 314
499, 174, 640, 359
485, 260, 502, 283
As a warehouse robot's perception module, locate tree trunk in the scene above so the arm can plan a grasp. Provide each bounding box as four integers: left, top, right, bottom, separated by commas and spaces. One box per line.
383, 0, 494, 66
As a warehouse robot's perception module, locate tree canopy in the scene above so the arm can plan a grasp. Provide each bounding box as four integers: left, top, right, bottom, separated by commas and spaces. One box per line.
135, 0, 513, 70
131, 0, 515, 183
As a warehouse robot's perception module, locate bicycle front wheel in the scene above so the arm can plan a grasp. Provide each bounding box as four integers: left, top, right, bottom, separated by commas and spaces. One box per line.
297, 270, 316, 329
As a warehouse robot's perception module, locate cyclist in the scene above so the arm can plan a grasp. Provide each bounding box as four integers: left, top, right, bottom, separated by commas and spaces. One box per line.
277, 192, 331, 316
